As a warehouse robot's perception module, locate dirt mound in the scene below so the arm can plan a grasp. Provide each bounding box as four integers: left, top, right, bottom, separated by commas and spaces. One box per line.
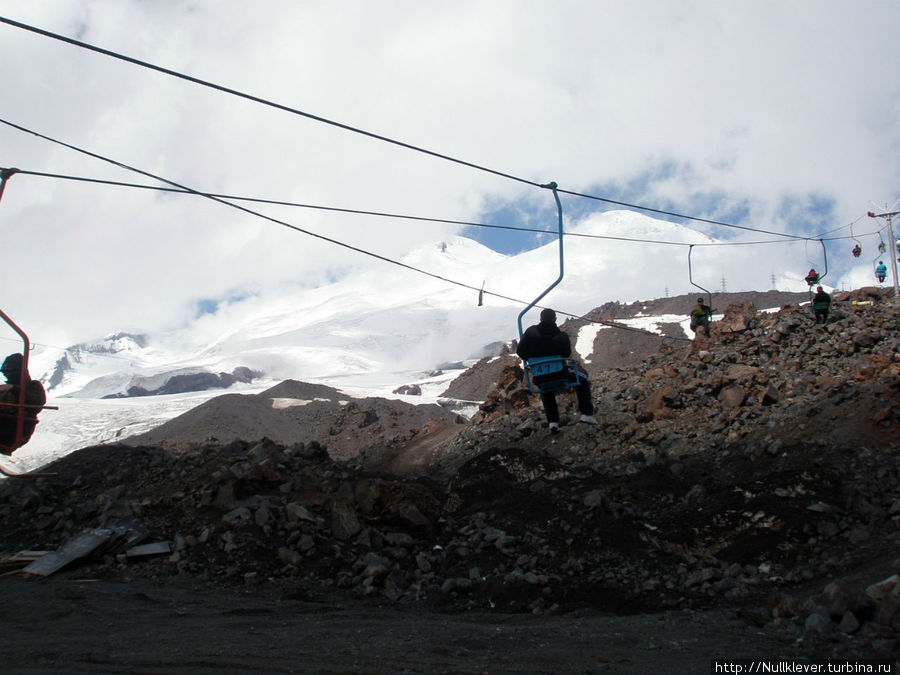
124, 380, 466, 463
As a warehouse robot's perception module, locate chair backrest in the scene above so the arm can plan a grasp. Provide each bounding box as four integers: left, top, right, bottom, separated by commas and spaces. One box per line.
522, 356, 580, 394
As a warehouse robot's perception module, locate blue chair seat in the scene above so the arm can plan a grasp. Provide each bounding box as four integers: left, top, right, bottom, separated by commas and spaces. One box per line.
523, 356, 581, 394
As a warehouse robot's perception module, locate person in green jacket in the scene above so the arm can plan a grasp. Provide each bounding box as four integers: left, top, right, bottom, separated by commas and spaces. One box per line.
689, 298, 712, 337
812, 286, 831, 324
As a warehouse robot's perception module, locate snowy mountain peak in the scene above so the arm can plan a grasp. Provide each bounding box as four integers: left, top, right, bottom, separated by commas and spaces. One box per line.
30, 213, 818, 400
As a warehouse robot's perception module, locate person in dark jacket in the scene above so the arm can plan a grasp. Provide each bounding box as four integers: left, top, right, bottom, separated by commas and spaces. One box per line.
516, 308, 597, 432
0, 352, 47, 453
812, 286, 831, 324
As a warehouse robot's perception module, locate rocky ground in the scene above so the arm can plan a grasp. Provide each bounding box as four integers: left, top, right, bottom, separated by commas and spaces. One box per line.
0, 288, 897, 672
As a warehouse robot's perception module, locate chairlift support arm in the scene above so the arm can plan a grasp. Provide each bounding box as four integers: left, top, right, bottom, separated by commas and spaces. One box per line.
815, 239, 828, 284
517, 182, 564, 339
0, 167, 19, 204
0, 310, 30, 452
687, 245, 712, 312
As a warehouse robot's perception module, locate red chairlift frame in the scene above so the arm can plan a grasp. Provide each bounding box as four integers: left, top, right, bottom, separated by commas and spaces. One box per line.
0, 168, 57, 476
0, 309, 57, 477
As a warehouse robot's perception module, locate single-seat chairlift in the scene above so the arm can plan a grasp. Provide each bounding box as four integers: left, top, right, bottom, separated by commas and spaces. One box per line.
874, 232, 889, 283
516, 183, 581, 394
806, 239, 831, 317
804, 238, 828, 287
687, 245, 712, 312
0, 308, 57, 477
850, 222, 862, 258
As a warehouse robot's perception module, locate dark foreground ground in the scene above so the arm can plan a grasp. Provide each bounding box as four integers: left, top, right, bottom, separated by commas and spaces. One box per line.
1, 576, 810, 674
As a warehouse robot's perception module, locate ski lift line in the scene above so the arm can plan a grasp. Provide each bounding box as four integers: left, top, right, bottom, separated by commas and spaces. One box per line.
9, 168, 815, 250
555, 187, 808, 241
2, 119, 641, 339
0, 16, 814, 243
819, 231, 885, 243
10, 168, 696, 245
0, 118, 541, 306
814, 213, 868, 239
0, 334, 140, 366
0, 159, 686, 354
0, 16, 540, 190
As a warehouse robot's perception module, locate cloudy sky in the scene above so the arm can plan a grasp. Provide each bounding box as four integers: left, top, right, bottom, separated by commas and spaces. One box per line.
1, 1, 899, 349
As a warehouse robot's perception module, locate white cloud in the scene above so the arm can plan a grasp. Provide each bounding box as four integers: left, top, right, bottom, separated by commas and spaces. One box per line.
0, 0, 898, 347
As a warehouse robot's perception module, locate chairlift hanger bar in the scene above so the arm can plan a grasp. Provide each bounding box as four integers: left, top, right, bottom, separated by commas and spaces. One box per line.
687, 245, 712, 310
517, 182, 563, 339
0, 308, 57, 478
815, 238, 828, 284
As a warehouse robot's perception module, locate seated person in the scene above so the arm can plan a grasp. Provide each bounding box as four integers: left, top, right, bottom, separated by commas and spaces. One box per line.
812, 286, 831, 324
876, 261, 887, 283
0, 353, 47, 453
516, 308, 597, 432
805, 269, 819, 286
689, 297, 712, 337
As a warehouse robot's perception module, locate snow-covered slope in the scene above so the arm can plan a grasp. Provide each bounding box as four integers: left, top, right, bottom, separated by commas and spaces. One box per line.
27, 211, 813, 399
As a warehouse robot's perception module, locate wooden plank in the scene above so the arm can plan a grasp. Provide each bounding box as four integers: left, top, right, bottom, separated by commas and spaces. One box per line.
124, 541, 171, 558
23, 529, 111, 577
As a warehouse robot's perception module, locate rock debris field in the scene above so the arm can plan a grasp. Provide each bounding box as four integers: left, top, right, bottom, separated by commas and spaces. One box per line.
0, 289, 898, 673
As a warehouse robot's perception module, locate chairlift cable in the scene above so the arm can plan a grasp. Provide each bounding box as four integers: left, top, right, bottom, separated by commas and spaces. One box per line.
0, 16, 813, 243
9, 168, 816, 249
2, 119, 683, 345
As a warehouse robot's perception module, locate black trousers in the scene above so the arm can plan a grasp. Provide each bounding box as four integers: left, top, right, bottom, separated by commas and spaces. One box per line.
536, 370, 594, 424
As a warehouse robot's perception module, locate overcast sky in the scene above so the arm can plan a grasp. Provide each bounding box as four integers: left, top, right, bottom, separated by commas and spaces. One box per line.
1, 1, 899, 348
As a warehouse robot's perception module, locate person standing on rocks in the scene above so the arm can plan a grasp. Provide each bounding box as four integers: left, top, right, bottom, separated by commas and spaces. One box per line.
812, 286, 831, 324
516, 308, 597, 433
0, 353, 47, 454
689, 298, 712, 337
